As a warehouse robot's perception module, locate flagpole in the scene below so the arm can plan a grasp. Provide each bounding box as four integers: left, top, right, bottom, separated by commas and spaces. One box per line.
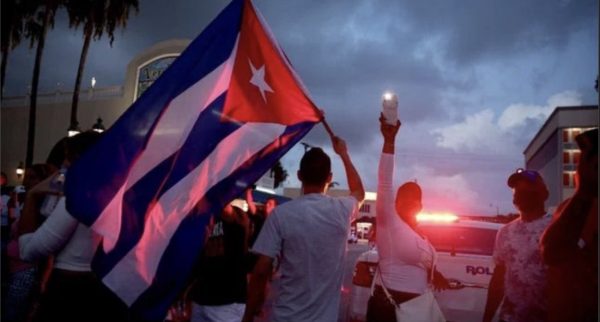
321, 118, 335, 138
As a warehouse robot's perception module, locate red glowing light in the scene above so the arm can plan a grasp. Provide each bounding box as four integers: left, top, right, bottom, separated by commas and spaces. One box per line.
416, 212, 459, 223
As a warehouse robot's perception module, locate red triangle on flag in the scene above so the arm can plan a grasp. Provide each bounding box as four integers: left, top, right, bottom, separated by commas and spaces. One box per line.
223, 0, 322, 125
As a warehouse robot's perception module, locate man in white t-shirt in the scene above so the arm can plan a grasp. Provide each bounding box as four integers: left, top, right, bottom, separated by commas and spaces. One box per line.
482, 169, 552, 322
242, 136, 365, 322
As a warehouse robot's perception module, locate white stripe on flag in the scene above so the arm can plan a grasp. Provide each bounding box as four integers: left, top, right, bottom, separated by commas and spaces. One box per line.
92, 38, 239, 250
101, 122, 286, 305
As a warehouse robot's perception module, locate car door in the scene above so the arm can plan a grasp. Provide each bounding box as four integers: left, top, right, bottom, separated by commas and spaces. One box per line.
419, 224, 498, 322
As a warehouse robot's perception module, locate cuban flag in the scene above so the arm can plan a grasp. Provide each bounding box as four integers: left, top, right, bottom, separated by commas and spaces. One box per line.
64, 0, 321, 319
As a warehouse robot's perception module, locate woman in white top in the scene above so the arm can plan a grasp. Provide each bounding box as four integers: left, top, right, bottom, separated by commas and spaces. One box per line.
18, 132, 128, 322
366, 116, 449, 322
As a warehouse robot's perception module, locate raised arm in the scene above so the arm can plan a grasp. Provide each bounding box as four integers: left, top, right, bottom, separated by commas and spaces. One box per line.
540, 132, 598, 265
377, 114, 401, 226
19, 198, 78, 263
380, 114, 400, 154
242, 255, 274, 322
19, 174, 57, 235
331, 136, 365, 204
245, 187, 257, 216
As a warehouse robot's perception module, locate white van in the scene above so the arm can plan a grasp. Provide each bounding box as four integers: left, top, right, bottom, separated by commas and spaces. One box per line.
348, 218, 503, 322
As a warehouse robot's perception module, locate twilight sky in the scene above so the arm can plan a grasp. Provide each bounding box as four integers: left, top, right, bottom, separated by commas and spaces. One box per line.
3, 0, 598, 215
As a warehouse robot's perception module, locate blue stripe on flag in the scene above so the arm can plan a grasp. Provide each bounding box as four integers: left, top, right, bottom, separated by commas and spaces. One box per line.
65, 0, 243, 226
92, 93, 239, 278
129, 203, 213, 321
128, 121, 314, 320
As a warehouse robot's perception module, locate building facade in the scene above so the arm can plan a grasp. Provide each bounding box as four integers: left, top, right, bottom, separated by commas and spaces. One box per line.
523, 105, 598, 209
1, 39, 190, 185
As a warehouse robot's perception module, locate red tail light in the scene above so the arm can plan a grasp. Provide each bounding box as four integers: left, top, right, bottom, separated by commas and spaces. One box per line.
352, 261, 377, 287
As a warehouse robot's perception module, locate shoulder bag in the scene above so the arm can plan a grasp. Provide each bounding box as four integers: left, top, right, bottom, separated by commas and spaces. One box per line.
373, 240, 446, 322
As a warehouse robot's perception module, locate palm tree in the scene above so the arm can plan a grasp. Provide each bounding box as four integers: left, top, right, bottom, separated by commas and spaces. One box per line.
66, 0, 139, 131
1, 0, 26, 97
23, 0, 61, 167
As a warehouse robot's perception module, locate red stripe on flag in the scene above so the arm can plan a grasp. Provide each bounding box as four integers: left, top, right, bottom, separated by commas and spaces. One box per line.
223, 0, 321, 125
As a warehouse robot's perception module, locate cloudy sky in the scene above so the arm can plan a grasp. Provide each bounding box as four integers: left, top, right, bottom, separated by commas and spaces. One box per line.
4, 0, 598, 215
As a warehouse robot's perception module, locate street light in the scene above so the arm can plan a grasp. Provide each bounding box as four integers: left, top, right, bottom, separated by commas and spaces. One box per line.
489, 202, 500, 216
92, 117, 105, 133
68, 121, 81, 137
90, 77, 97, 99
16, 162, 24, 179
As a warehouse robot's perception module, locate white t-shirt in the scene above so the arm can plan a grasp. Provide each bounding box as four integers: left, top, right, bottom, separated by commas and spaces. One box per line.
493, 215, 551, 322
19, 197, 101, 271
251, 193, 359, 322
376, 152, 434, 294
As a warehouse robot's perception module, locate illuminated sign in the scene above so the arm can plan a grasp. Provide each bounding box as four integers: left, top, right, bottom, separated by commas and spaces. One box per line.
416, 212, 459, 223
136, 56, 178, 99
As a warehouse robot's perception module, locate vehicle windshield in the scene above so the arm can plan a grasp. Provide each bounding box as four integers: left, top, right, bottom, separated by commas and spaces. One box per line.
419, 225, 497, 256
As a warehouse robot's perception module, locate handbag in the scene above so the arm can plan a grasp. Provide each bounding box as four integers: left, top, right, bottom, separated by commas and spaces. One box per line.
372, 240, 446, 322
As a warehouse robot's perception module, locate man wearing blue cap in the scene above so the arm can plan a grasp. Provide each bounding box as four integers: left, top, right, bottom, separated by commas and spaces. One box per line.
482, 169, 552, 322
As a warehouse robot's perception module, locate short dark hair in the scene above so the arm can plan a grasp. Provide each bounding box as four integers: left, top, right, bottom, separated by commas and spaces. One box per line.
46, 137, 68, 169
299, 147, 331, 186
395, 181, 423, 218
396, 181, 422, 203
28, 164, 52, 181
65, 131, 102, 163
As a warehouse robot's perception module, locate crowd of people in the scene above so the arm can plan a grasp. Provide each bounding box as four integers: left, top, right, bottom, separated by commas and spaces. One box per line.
0, 115, 597, 322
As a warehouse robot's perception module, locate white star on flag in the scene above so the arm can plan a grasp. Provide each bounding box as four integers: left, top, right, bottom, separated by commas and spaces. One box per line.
249, 59, 273, 102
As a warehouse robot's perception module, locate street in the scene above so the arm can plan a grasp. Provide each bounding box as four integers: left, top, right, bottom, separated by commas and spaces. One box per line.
339, 242, 371, 322
256, 242, 370, 322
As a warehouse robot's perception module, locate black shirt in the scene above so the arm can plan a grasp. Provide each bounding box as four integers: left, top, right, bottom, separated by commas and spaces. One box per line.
188, 217, 248, 306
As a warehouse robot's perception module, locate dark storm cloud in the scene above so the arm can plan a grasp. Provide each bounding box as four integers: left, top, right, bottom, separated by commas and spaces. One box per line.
250, 0, 595, 152
251, 1, 453, 150
257, 0, 596, 73
393, 0, 596, 65
6, 0, 593, 98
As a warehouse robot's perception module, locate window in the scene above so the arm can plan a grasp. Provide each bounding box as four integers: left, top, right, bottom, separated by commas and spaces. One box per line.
563, 172, 572, 187
563, 152, 570, 164
418, 226, 498, 256
360, 204, 371, 213
573, 151, 581, 164
563, 129, 570, 143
